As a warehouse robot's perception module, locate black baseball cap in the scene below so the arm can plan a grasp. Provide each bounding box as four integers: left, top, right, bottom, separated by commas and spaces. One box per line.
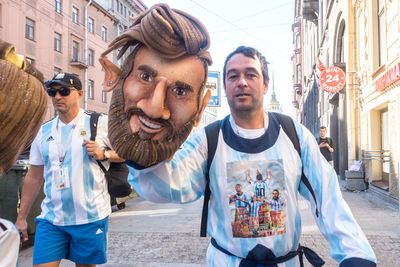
44, 73, 82, 90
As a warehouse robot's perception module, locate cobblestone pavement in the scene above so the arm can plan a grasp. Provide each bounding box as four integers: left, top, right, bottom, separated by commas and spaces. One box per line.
103, 232, 400, 267
19, 183, 400, 267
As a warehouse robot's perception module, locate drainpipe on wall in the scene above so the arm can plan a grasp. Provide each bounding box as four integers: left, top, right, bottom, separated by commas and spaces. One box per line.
84, 0, 93, 110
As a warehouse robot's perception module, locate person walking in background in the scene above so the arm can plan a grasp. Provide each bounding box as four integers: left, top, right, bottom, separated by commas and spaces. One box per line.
318, 126, 334, 166
15, 73, 123, 267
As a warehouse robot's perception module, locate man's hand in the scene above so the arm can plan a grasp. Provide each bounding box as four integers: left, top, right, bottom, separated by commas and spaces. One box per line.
319, 142, 327, 148
83, 139, 104, 160
14, 219, 28, 243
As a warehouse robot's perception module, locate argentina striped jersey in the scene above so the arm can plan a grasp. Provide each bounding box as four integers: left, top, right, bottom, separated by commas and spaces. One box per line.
29, 109, 111, 226
128, 112, 376, 266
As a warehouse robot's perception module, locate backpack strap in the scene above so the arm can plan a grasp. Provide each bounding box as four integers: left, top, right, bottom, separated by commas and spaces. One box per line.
90, 112, 101, 141
200, 120, 221, 237
273, 112, 319, 217
89, 112, 109, 178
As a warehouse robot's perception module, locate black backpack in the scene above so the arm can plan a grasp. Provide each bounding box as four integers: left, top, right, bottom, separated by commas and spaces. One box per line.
90, 112, 132, 198
200, 112, 319, 237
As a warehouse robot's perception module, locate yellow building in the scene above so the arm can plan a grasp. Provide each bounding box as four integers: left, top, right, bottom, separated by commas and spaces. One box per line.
353, 0, 399, 201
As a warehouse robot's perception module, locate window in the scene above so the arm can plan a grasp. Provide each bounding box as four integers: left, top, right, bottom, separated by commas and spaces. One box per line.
88, 17, 94, 33
296, 35, 301, 49
72, 7, 79, 24
124, 6, 127, 17
378, 0, 386, 66
54, 32, 61, 52
116, 0, 119, 12
102, 85, 107, 103
88, 79, 94, 99
55, 0, 61, 13
72, 41, 79, 61
88, 49, 94, 65
101, 26, 107, 41
25, 18, 35, 40
296, 64, 301, 84
120, 3, 123, 14
54, 67, 62, 76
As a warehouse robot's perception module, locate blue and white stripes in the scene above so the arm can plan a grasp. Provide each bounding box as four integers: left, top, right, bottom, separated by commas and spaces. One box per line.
128, 113, 376, 266
29, 109, 111, 226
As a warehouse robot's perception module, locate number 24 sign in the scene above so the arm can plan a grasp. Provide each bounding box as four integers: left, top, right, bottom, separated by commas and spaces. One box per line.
319, 66, 346, 93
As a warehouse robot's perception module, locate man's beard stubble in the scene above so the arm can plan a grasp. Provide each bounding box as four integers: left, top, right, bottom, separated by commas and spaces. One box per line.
108, 81, 197, 167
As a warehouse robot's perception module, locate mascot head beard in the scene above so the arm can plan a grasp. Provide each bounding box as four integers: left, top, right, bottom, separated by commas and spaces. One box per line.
100, 4, 212, 167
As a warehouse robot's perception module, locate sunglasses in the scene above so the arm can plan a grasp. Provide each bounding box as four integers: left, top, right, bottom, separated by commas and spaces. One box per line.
46, 87, 78, 97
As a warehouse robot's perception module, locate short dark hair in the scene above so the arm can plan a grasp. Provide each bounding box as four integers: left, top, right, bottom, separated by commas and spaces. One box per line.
320, 126, 327, 130
223, 46, 269, 86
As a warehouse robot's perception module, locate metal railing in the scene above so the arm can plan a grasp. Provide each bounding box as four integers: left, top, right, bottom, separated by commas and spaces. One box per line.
362, 149, 391, 163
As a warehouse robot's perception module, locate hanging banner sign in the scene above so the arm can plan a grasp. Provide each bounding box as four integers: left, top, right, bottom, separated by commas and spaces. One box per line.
375, 61, 400, 92
319, 66, 346, 93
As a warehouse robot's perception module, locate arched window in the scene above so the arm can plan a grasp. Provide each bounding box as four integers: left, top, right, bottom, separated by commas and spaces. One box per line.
336, 22, 345, 63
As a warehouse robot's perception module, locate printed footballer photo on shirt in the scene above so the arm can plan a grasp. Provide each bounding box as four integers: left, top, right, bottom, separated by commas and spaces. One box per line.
227, 160, 286, 238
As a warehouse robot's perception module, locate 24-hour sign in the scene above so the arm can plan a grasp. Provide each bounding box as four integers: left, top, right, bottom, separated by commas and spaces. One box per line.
319, 66, 346, 93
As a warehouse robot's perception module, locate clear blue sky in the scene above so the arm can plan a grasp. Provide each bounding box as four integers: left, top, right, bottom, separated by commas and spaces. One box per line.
143, 0, 296, 118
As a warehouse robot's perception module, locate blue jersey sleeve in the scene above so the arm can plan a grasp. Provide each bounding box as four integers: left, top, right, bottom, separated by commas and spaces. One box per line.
127, 129, 208, 204
293, 121, 376, 265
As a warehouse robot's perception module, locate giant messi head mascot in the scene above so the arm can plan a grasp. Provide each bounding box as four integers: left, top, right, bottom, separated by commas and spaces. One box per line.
99, 3, 212, 167
0, 41, 47, 176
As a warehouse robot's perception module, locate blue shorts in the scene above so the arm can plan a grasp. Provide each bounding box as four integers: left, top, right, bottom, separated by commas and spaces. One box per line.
33, 217, 109, 265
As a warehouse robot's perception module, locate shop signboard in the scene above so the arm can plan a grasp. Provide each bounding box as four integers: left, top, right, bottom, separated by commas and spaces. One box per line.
375, 61, 400, 92
319, 66, 346, 93
206, 71, 221, 107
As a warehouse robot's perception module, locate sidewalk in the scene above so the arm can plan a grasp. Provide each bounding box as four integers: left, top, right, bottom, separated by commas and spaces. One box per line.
18, 183, 400, 266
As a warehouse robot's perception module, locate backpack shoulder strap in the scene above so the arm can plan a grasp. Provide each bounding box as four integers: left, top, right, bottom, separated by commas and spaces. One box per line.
90, 112, 101, 141
200, 120, 221, 237
273, 112, 319, 217
89, 112, 108, 175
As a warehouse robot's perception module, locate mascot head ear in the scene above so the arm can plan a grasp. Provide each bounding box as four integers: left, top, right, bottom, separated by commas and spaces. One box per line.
99, 57, 122, 92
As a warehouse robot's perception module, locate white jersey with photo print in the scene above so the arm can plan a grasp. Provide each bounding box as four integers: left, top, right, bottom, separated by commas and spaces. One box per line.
29, 109, 111, 226
128, 112, 376, 266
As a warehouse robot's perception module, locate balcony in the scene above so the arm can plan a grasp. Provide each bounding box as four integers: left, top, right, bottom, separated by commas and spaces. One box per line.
70, 58, 88, 69
303, 0, 319, 21
292, 100, 299, 108
294, 83, 302, 95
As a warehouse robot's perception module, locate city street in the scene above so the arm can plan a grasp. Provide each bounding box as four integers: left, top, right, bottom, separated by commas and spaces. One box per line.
19, 182, 400, 267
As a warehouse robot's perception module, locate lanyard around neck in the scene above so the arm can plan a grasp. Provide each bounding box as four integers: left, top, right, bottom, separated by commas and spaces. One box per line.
56, 115, 79, 166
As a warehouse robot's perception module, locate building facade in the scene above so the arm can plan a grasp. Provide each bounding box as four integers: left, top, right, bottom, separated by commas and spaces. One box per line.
293, 0, 400, 204
292, 0, 349, 178
95, 0, 146, 65
353, 0, 399, 200
0, 0, 144, 122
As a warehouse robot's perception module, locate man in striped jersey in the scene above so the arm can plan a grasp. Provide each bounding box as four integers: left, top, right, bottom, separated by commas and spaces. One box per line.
266, 189, 284, 228
123, 45, 376, 266
15, 73, 123, 266
246, 169, 268, 200
230, 184, 249, 223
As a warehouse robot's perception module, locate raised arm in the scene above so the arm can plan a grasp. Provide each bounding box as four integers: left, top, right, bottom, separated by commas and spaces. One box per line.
295, 122, 376, 266
127, 128, 209, 204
